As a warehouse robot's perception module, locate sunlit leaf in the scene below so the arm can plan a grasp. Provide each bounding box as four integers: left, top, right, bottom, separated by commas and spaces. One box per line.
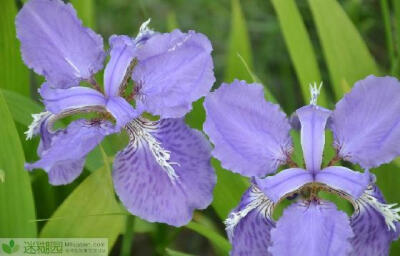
70, 0, 95, 29
271, 0, 326, 105
1, 89, 42, 127
0, 91, 37, 236
308, 0, 379, 100
40, 153, 124, 249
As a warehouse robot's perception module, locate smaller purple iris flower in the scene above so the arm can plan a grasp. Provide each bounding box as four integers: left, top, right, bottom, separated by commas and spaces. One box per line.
17, 0, 216, 226
203, 77, 400, 255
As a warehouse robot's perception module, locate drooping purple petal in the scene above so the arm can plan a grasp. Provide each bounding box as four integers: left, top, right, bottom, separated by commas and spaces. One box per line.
330, 75, 400, 169
132, 29, 215, 118
269, 200, 353, 256
16, 0, 105, 88
105, 96, 139, 128
315, 166, 369, 199
296, 105, 331, 172
104, 35, 136, 97
40, 83, 106, 114
203, 81, 292, 177
350, 183, 400, 256
225, 185, 274, 256
26, 119, 115, 185
113, 118, 216, 226
255, 168, 312, 203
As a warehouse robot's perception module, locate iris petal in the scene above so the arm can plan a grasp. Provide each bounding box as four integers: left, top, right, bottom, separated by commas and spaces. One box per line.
112, 118, 215, 226
269, 200, 353, 256
203, 80, 292, 177
26, 118, 115, 185
225, 185, 274, 256
16, 0, 105, 88
104, 35, 136, 97
296, 105, 331, 172
350, 183, 400, 256
255, 168, 312, 203
133, 29, 215, 118
330, 75, 400, 169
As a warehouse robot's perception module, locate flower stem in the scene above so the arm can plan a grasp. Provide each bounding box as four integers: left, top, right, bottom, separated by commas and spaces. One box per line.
120, 215, 135, 256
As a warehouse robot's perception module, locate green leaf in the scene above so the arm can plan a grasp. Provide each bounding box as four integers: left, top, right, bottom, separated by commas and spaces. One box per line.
271, 0, 326, 105
225, 0, 253, 82
0, 91, 37, 237
185, 221, 231, 254
212, 159, 248, 219
2, 244, 11, 254
70, 0, 95, 28
0, 0, 30, 96
9, 240, 14, 248
1, 89, 43, 127
308, 0, 379, 100
40, 164, 125, 250
165, 248, 194, 256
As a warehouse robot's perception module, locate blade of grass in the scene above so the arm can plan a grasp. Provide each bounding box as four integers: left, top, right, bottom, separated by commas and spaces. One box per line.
308, 0, 379, 100
0, 0, 30, 96
0, 91, 37, 236
271, 0, 326, 106
393, 0, 400, 75
165, 248, 195, 256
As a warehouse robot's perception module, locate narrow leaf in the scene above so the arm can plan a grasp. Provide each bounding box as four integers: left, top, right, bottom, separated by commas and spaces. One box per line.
185, 221, 231, 254
1, 89, 42, 127
165, 248, 195, 256
271, 0, 326, 105
0, 91, 37, 236
70, 0, 95, 29
40, 164, 125, 249
0, 0, 30, 96
225, 0, 253, 82
308, 0, 379, 100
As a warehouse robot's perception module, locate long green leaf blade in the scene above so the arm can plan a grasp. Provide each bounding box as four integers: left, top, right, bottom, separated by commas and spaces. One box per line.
0, 0, 30, 96
271, 0, 326, 105
40, 165, 124, 249
225, 0, 253, 82
185, 221, 231, 254
1, 89, 42, 126
308, 0, 379, 100
0, 91, 37, 236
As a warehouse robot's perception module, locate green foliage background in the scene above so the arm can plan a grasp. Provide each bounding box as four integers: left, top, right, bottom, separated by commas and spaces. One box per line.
1, 0, 400, 255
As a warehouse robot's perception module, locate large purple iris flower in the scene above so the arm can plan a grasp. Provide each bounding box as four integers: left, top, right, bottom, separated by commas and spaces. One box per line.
204, 77, 400, 255
17, 0, 216, 226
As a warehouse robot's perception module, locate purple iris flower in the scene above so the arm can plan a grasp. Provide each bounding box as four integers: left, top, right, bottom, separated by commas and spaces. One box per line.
17, 0, 216, 226
203, 77, 400, 255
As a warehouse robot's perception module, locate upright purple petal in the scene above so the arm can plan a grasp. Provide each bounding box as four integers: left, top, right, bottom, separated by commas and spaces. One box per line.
40, 83, 106, 114
225, 185, 275, 256
203, 81, 292, 177
296, 105, 331, 172
255, 168, 312, 203
330, 75, 400, 169
350, 183, 400, 256
16, 0, 105, 88
104, 35, 136, 97
26, 119, 115, 185
270, 200, 353, 256
132, 29, 215, 118
315, 166, 369, 199
105, 97, 139, 128
113, 118, 216, 226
